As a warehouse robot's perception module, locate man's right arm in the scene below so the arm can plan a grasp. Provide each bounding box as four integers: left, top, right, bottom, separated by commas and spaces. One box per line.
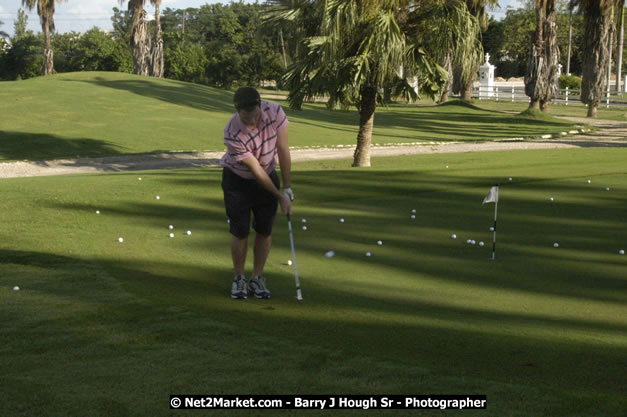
240, 155, 291, 214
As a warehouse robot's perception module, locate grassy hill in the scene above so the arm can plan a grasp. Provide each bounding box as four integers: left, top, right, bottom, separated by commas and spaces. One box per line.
0, 72, 579, 162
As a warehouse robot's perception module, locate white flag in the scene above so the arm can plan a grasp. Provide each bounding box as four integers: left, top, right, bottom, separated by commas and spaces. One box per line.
482, 186, 499, 204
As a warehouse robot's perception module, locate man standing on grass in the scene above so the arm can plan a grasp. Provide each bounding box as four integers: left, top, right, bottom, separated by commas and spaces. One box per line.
220, 87, 293, 299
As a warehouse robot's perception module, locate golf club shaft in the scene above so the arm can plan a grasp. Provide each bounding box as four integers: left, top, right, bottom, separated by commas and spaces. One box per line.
286, 215, 303, 300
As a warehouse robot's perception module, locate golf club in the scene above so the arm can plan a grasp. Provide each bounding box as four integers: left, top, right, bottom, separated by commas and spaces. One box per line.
286, 214, 303, 301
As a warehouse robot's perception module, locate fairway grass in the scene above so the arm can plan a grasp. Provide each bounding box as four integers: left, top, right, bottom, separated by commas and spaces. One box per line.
1, 148, 626, 416
1, 72, 580, 163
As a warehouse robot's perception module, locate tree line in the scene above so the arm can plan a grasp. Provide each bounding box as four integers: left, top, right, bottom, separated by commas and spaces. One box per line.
0, 0, 623, 165
0, 1, 285, 88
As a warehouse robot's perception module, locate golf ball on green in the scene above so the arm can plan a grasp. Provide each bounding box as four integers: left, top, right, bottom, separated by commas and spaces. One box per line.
118, 237, 124, 243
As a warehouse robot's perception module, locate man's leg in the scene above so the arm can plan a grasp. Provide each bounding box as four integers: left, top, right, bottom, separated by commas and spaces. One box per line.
252, 234, 272, 277
231, 235, 248, 276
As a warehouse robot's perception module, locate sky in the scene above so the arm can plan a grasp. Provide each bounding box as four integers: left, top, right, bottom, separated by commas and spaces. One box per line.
0, 0, 523, 38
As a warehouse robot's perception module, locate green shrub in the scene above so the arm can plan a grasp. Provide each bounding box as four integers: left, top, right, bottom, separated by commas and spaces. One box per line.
559, 74, 582, 90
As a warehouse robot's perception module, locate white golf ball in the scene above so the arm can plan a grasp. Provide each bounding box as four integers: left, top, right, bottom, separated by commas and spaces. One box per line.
489, 226, 495, 232
466, 239, 472, 244
169, 233, 174, 238
227, 219, 230, 224
553, 243, 559, 248
365, 251, 371, 257
451, 234, 457, 239
96, 210, 100, 214
186, 230, 192, 235
325, 251, 335, 258
169, 225, 174, 230
377, 240, 383, 245
479, 241, 485, 247
549, 197, 554, 201
138, 177, 142, 181
508, 177, 513, 181
445, 165, 449, 169
13, 286, 20, 291
587, 180, 591, 184
411, 215, 416, 219
470, 240, 476, 245
118, 237, 124, 243
301, 218, 307, 223
619, 249, 625, 255
156, 196, 160, 200
606, 187, 610, 191
302, 226, 307, 231
412, 209, 416, 213
339, 218, 345, 223
287, 260, 293, 265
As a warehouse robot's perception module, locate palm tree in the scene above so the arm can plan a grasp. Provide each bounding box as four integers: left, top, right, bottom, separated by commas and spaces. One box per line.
121, 0, 164, 76
452, 0, 498, 101
615, 0, 625, 92
283, 0, 473, 167
150, 0, 163, 77
525, 0, 560, 111
578, 0, 616, 118
262, 0, 325, 69
21, 0, 66, 75
123, 0, 150, 75
416, 0, 483, 103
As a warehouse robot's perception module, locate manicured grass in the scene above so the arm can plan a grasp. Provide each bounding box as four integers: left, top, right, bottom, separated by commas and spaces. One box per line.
1, 149, 625, 416
0, 72, 580, 162
470, 98, 627, 121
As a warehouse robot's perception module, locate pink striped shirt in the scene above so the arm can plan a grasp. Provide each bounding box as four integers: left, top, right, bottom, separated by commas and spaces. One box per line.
220, 101, 288, 179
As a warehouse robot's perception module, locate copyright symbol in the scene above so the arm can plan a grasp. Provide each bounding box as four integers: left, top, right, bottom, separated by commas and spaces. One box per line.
171, 397, 182, 408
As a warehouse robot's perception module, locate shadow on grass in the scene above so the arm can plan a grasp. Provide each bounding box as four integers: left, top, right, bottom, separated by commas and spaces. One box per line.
0, 130, 123, 162
1, 246, 625, 413
5, 162, 625, 413
74, 77, 235, 114
289, 102, 580, 143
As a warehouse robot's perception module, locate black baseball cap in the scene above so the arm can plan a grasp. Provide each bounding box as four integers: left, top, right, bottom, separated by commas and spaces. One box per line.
234, 87, 261, 111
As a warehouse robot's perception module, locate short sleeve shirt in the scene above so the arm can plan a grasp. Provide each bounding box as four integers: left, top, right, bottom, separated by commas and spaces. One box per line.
220, 101, 288, 179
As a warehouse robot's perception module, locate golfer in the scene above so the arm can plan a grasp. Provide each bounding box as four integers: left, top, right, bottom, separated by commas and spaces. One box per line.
220, 87, 293, 299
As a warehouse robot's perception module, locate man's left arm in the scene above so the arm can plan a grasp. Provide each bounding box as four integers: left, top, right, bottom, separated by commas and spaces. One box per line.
276, 126, 292, 199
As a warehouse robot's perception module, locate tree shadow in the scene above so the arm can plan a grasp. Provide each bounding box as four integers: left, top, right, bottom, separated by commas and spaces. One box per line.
287, 102, 583, 143
2, 246, 625, 410
0, 130, 123, 162
72, 76, 235, 113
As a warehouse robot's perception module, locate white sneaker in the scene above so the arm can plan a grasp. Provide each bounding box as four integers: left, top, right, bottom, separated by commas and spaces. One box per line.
249, 275, 271, 299
231, 275, 247, 299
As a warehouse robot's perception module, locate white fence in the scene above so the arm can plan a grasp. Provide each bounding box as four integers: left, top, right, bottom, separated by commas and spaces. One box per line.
473, 85, 627, 108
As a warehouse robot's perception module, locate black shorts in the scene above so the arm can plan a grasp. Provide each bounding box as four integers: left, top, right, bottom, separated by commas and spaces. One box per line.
222, 168, 280, 239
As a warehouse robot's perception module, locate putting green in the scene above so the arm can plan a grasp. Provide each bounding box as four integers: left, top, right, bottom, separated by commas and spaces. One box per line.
1, 148, 625, 416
